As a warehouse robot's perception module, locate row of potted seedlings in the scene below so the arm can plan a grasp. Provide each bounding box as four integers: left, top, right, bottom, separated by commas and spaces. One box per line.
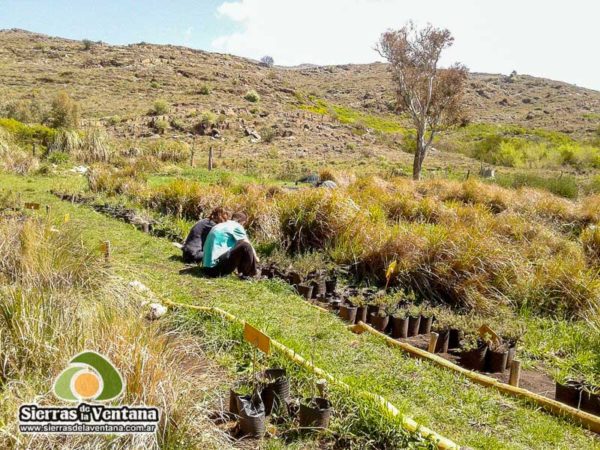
228, 368, 333, 438
555, 379, 600, 416
263, 263, 600, 417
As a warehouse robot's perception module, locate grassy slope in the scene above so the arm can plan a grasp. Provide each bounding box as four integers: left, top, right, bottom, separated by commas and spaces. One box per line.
4, 172, 599, 450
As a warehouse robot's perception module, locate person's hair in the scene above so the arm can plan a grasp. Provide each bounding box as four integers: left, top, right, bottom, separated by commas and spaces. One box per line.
209, 207, 229, 224
232, 211, 247, 224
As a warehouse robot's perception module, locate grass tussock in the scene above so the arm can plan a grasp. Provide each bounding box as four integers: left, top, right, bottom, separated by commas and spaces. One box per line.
85, 169, 600, 319
0, 215, 233, 449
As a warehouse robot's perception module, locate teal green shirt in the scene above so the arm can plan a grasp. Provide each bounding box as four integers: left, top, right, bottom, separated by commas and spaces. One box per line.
202, 220, 248, 267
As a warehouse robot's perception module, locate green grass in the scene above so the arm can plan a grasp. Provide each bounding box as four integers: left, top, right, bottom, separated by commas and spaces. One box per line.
491, 172, 579, 198
298, 97, 405, 134
4, 172, 599, 450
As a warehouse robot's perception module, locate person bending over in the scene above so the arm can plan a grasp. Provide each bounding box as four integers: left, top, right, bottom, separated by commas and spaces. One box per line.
181, 207, 229, 263
202, 211, 259, 277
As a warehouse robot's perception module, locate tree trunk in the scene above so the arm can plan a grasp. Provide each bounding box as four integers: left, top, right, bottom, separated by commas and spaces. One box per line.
412, 131, 426, 180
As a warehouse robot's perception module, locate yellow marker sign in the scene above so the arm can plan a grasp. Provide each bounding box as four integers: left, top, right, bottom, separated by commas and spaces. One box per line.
243, 322, 271, 355
24, 202, 40, 210
64, 213, 70, 223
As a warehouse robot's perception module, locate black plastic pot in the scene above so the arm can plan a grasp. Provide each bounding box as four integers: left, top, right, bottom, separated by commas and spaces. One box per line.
366, 304, 382, 324
288, 271, 303, 286
229, 388, 241, 416
486, 348, 508, 373
328, 299, 342, 310
407, 315, 421, 337
236, 393, 266, 437
505, 341, 517, 370
419, 315, 433, 334
261, 369, 290, 416
355, 306, 368, 324
299, 397, 332, 429
297, 284, 313, 300
391, 316, 409, 339
581, 387, 600, 415
370, 314, 389, 333
339, 304, 357, 323
310, 279, 327, 299
555, 380, 582, 408
434, 329, 450, 353
459, 343, 488, 371
448, 328, 464, 350
325, 278, 337, 294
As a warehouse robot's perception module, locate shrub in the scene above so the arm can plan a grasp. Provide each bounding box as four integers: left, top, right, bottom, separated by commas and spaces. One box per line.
260, 126, 276, 143
198, 84, 211, 95
108, 115, 121, 125
154, 119, 169, 134
244, 90, 260, 103
151, 99, 170, 115
48, 129, 82, 154
2, 98, 45, 123
50, 91, 80, 129
145, 139, 190, 163
82, 39, 94, 50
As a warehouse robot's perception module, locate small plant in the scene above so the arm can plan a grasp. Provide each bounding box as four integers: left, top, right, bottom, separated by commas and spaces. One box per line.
460, 333, 481, 352
198, 84, 211, 95
50, 91, 80, 129
153, 119, 169, 134
108, 115, 121, 125
151, 99, 170, 115
244, 90, 260, 103
260, 126, 276, 143
47, 151, 70, 165
348, 295, 366, 307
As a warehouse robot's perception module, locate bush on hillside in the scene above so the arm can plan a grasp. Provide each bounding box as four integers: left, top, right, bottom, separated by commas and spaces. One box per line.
50, 91, 80, 129
244, 90, 260, 103
151, 99, 170, 115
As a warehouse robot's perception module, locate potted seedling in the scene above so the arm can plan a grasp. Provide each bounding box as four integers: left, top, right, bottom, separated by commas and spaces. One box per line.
325, 269, 338, 294
339, 302, 358, 324
229, 379, 254, 416
391, 307, 409, 339
300, 326, 332, 430
260, 368, 290, 417
459, 333, 488, 371
499, 323, 525, 371
447, 314, 466, 351
431, 308, 454, 353
370, 309, 390, 333
297, 284, 313, 300
581, 383, 600, 415
485, 340, 509, 373
553, 369, 582, 408
418, 304, 435, 335
349, 296, 368, 324
406, 304, 422, 337
366, 291, 386, 323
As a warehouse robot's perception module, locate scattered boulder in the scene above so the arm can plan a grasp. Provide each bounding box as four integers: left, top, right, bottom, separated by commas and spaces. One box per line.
146, 303, 167, 320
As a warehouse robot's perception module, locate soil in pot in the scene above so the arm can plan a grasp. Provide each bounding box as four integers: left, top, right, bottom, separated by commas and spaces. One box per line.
236, 392, 266, 437
297, 284, 313, 300
407, 315, 421, 337
261, 369, 290, 416
370, 313, 390, 333
391, 316, 409, 339
555, 380, 582, 408
459, 343, 488, 371
299, 397, 332, 429
311, 279, 327, 299
434, 329, 450, 353
448, 328, 464, 350
355, 306, 368, 324
485, 347, 508, 373
325, 278, 337, 294
505, 341, 517, 370
581, 387, 600, 416
339, 304, 358, 323
419, 315, 433, 334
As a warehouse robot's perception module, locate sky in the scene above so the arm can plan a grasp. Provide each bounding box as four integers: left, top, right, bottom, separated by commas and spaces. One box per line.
1, 0, 599, 90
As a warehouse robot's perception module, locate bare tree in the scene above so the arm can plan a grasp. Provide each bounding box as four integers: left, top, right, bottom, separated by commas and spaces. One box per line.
377, 22, 468, 180
260, 55, 274, 67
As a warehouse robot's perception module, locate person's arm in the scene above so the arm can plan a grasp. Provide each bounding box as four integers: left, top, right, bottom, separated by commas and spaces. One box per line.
233, 225, 260, 262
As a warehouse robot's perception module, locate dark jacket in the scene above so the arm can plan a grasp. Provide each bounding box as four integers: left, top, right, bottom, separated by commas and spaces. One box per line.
182, 218, 216, 263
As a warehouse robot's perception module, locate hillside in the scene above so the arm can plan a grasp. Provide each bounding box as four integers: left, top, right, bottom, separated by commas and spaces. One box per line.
1, 28, 600, 176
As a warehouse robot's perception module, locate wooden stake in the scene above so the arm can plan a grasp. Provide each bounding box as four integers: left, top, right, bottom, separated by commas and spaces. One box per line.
509, 360, 521, 387
208, 146, 213, 171
102, 240, 111, 262
142, 222, 150, 233
190, 146, 195, 167
428, 332, 439, 353
45, 204, 50, 216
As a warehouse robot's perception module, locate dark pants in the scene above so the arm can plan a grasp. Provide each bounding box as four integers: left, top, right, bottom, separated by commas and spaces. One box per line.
204, 241, 257, 277
182, 249, 203, 264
